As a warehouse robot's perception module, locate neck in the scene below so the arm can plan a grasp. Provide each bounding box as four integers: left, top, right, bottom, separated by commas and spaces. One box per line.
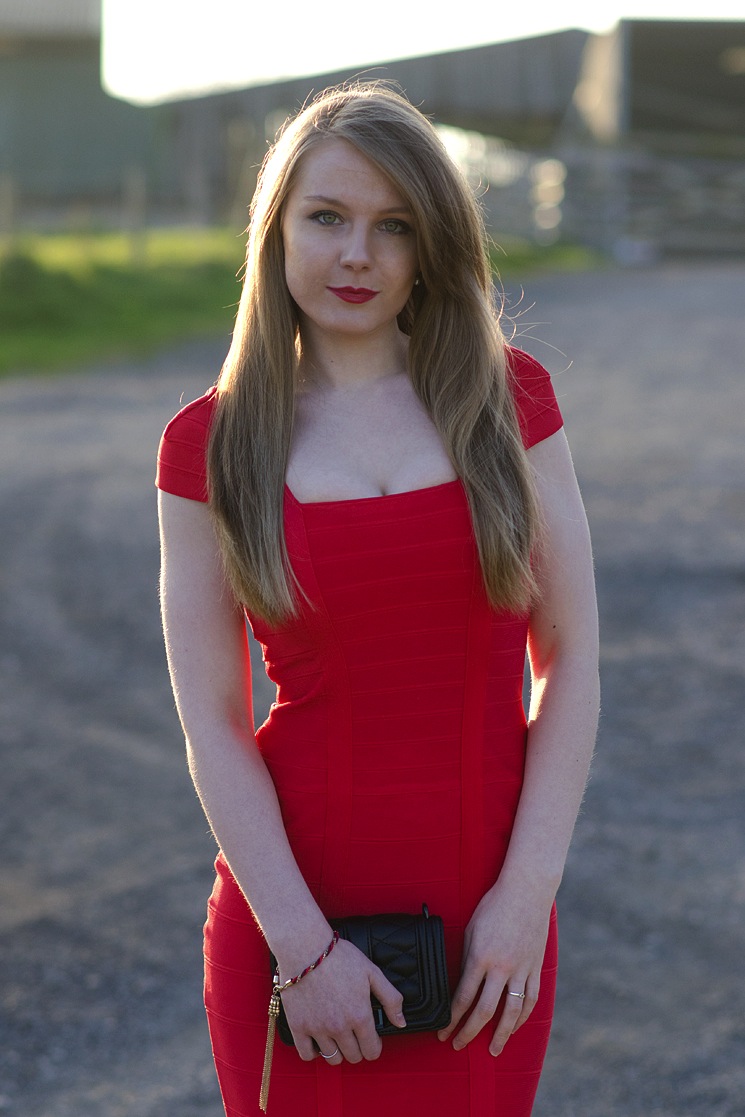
299, 325, 409, 391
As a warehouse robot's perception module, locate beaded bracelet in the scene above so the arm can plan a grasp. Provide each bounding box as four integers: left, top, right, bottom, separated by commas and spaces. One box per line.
274, 929, 340, 993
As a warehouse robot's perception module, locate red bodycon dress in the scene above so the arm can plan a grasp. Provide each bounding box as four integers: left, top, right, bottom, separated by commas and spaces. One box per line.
156, 347, 564, 1117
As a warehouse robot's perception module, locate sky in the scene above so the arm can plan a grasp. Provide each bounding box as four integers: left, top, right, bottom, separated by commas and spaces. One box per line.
102, 0, 745, 104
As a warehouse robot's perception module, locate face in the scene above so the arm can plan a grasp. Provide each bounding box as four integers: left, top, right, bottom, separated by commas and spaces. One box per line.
281, 138, 419, 347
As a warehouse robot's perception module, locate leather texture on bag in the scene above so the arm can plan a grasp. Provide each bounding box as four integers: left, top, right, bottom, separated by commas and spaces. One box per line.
271, 907, 451, 1045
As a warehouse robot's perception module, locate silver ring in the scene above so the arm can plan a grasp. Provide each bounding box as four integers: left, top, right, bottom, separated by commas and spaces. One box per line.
508, 990, 526, 1000
320, 1046, 340, 1060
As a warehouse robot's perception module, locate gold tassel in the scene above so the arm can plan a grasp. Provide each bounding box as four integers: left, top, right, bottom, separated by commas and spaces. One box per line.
259, 989, 280, 1113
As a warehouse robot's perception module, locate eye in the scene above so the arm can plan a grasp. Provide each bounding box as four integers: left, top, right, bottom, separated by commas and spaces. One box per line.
379, 219, 411, 235
311, 211, 342, 226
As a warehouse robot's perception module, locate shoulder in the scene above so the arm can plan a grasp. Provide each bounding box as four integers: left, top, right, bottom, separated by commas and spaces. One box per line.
505, 345, 563, 450
156, 385, 218, 503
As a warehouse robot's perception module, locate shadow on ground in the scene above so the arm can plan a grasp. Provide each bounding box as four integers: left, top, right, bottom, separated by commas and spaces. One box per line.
1, 262, 743, 1116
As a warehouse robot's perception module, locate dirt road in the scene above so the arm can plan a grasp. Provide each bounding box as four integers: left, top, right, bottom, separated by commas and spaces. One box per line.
1, 262, 743, 1116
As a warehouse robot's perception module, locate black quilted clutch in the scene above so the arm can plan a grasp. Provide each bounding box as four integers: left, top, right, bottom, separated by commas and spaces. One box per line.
271, 904, 451, 1045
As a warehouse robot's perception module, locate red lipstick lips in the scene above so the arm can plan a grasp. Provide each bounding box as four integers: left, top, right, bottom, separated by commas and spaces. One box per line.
328, 286, 378, 304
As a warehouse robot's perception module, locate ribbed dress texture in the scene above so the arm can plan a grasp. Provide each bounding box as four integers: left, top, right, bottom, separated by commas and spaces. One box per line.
156, 348, 564, 1117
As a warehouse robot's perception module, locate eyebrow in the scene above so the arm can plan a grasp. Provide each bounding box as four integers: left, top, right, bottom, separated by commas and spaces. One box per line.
303, 194, 413, 215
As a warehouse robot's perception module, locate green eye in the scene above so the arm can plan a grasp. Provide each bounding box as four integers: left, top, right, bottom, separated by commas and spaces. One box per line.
313, 211, 340, 226
380, 219, 409, 235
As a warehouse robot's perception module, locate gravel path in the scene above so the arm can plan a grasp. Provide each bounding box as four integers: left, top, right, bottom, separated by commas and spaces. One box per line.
1, 262, 743, 1116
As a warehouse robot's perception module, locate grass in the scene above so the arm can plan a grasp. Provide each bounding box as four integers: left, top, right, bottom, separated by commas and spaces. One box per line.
0, 228, 601, 377
0, 228, 245, 376
489, 236, 602, 280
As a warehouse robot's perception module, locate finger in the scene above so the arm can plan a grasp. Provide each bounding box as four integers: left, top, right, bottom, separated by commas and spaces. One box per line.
450, 973, 506, 1050
355, 1023, 383, 1062
437, 966, 483, 1042
295, 1034, 319, 1062
314, 1036, 344, 1065
334, 1028, 364, 1064
347, 996, 383, 1061
511, 973, 540, 1035
488, 981, 530, 1056
344, 1001, 382, 1062
368, 969, 406, 1030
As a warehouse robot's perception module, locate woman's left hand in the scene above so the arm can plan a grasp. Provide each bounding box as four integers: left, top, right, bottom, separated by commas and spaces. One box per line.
437, 880, 553, 1056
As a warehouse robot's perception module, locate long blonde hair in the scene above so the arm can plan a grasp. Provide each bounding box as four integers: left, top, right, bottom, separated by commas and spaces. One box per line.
208, 81, 539, 624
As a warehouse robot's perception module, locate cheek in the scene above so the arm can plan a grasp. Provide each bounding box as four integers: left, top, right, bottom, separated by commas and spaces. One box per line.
283, 227, 327, 284
397, 244, 419, 286
282, 235, 308, 300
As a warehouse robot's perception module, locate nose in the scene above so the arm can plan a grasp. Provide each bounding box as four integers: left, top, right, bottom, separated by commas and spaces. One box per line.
338, 222, 372, 270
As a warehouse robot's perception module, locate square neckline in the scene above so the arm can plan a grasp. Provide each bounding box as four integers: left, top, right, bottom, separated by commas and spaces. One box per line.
284, 478, 461, 509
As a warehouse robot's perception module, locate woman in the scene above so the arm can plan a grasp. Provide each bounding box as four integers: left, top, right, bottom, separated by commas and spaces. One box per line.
157, 82, 599, 1117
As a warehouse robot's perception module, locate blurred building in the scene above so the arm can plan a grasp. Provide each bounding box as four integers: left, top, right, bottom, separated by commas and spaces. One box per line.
156, 30, 592, 238
1, 3, 744, 255
0, 0, 161, 226
566, 20, 745, 256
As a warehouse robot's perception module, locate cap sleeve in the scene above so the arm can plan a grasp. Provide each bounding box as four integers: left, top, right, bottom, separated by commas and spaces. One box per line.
155, 386, 217, 503
506, 346, 563, 449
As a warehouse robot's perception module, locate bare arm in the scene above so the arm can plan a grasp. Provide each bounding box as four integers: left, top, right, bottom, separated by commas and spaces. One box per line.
158, 491, 404, 1062
159, 491, 330, 959
439, 428, 600, 1052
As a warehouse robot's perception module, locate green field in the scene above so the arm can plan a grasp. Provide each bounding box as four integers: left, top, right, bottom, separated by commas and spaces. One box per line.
0, 228, 244, 375
0, 228, 600, 376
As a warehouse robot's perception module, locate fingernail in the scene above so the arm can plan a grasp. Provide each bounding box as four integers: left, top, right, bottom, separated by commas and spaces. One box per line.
396, 1013, 406, 1027
452, 1041, 463, 1052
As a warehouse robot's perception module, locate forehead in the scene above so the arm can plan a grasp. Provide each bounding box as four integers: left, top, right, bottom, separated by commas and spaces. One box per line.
289, 137, 408, 209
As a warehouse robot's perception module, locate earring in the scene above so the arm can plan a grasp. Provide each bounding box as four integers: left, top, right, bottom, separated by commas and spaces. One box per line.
414, 277, 421, 287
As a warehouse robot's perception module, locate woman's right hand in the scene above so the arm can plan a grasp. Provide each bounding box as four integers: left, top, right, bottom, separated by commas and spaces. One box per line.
277, 938, 406, 1064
